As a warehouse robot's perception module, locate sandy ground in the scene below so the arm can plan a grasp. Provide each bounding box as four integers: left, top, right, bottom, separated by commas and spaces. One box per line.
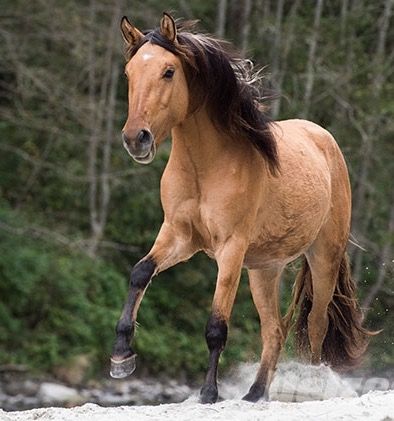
0, 391, 393, 421
1, 363, 393, 421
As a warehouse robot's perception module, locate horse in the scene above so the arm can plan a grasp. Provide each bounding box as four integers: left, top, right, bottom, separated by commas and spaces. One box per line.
110, 12, 373, 403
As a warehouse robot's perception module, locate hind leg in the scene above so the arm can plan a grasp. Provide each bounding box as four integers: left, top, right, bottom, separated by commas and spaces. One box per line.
305, 145, 352, 364
306, 238, 345, 364
243, 266, 285, 402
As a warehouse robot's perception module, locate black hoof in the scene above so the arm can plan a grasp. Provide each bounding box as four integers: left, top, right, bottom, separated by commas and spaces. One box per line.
110, 354, 137, 379
242, 384, 266, 402
200, 384, 218, 404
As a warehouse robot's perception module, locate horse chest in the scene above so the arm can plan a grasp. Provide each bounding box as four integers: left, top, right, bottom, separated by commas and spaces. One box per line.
162, 180, 251, 253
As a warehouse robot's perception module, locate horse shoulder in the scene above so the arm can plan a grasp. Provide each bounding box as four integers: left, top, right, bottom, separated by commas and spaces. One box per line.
159, 160, 198, 225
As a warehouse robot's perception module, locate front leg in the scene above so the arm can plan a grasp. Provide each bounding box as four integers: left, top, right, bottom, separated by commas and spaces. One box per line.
200, 239, 246, 403
110, 223, 197, 378
110, 257, 155, 378
242, 267, 285, 402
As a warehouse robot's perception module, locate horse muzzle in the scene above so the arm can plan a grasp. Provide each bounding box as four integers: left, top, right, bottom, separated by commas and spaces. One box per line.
122, 129, 156, 164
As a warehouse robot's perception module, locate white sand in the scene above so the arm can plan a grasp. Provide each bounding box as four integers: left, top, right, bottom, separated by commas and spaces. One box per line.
1, 391, 393, 421
1, 363, 393, 421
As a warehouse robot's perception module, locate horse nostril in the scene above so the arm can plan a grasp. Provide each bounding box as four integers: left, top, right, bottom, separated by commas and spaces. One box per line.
137, 129, 152, 145
122, 132, 131, 146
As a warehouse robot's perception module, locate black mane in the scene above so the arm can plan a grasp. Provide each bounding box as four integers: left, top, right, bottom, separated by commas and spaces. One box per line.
125, 21, 279, 175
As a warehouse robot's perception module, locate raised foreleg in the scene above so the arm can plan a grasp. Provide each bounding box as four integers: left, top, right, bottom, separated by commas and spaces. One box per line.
110, 223, 197, 378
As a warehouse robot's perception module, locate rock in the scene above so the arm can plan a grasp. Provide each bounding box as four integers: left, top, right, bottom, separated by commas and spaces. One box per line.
0, 365, 28, 384
3, 381, 21, 396
96, 377, 193, 407
0, 364, 28, 373
110, 379, 129, 395
1, 394, 41, 411
53, 354, 91, 386
1, 373, 195, 410
38, 382, 81, 405
3, 379, 38, 397
165, 381, 192, 402
21, 380, 40, 397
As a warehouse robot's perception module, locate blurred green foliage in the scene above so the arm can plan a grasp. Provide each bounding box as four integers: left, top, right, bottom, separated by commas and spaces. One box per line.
0, 203, 126, 372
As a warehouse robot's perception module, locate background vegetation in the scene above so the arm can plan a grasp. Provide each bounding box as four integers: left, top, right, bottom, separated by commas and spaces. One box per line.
0, 0, 392, 381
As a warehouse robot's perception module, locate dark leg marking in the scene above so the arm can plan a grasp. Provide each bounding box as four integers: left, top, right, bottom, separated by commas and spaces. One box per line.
243, 381, 267, 402
242, 367, 271, 402
200, 314, 228, 404
110, 257, 156, 378
129, 258, 156, 289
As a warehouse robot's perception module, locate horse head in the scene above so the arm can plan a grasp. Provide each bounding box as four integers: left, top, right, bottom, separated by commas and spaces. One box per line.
120, 13, 189, 164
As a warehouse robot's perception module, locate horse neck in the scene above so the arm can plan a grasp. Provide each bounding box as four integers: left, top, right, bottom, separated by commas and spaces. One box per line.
170, 108, 240, 172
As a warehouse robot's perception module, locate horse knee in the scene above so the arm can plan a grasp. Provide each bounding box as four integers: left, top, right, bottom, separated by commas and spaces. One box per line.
130, 258, 156, 289
205, 314, 228, 351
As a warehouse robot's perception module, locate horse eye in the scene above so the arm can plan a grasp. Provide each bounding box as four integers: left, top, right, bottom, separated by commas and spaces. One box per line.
163, 69, 175, 80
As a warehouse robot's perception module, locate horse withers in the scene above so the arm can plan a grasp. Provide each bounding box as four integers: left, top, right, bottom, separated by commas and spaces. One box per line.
110, 13, 373, 403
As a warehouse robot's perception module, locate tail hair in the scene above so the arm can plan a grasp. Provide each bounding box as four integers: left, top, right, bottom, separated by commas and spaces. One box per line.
284, 254, 377, 370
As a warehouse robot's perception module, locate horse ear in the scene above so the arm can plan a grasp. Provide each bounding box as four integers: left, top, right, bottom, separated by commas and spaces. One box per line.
160, 12, 177, 42
120, 16, 143, 47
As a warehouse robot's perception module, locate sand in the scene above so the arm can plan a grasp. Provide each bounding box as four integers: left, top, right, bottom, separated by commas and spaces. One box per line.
2, 362, 393, 421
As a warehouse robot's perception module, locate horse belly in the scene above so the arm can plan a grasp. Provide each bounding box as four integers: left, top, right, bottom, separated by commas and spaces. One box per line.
244, 233, 316, 269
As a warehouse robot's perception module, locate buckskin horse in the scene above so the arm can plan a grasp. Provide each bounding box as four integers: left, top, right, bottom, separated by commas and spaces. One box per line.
110, 13, 373, 403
